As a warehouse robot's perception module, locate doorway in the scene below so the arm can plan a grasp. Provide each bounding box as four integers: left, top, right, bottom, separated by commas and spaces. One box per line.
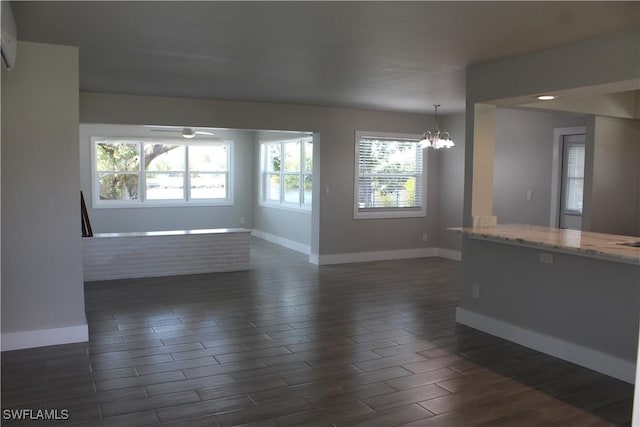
559, 134, 586, 229
550, 126, 586, 229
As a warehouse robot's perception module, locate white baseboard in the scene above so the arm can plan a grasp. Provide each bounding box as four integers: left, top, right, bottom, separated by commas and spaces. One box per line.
456, 307, 636, 383
437, 248, 462, 261
316, 247, 439, 265
1, 324, 89, 352
251, 230, 311, 255
252, 233, 462, 266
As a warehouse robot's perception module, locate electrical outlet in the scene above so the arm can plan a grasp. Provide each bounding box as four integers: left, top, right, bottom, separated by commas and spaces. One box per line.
526, 190, 534, 201
239, 217, 245, 225
472, 284, 480, 299
422, 232, 428, 242
539, 253, 553, 264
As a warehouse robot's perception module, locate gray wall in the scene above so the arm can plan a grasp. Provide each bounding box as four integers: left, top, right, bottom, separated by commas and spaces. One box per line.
459, 238, 639, 363
80, 92, 439, 256
430, 108, 589, 252
464, 28, 639, 225
493, 108, 586, 226
80, 124, 317, 247
1, 42, 86, 335
79, 124, 255, 233
589, 116, 640, 237
437, 113, 465, 252
460, 29, 640, 382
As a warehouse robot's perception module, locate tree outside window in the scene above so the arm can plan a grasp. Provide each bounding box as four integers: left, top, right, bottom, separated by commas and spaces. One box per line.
260, 137, 312, 210
93, 138, 232, 207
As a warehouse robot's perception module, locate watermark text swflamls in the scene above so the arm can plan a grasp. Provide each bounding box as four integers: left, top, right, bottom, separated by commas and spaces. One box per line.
2, 409, 70, 421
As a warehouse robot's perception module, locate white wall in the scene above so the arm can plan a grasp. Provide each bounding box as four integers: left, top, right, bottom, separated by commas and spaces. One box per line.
79, 124, 255, 233
80, 92, 440, 257
1, 41, 87, 349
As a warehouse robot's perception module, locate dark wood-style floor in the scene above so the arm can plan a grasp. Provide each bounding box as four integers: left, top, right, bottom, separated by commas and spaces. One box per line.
1, 238, 634, 426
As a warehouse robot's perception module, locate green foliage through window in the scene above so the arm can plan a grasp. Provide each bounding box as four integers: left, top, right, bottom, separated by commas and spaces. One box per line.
94, 138, 231, 205
261, 137, 313, 209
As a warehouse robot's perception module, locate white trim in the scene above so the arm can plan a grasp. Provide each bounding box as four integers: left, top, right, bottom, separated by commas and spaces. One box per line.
1, 324, 89, 352
257, 202, 311, 214
456, 307, 636, 383
307, 247, 461, 265
94, 200, 234, 209
255, 241, 462, 266
316, 248, 438, 265
251, 230, 310, 255
258, 137, 313, 211
633, 326, 640, 425
309, 253, 320, 265
354, 209, 427, 220
550, 126, 585, 227
92, 137, 234, 208
437, 248, 462, 261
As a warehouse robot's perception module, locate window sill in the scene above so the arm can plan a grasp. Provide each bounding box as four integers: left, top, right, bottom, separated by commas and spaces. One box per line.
93, 200, 234, 209
258, 202, 311, 214
354, 209, 426, 220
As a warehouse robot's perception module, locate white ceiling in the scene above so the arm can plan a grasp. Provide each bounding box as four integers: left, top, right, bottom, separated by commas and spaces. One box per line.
11, 1, 640, 114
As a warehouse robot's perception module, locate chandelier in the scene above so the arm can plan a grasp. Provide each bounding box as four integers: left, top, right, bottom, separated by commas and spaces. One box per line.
419, 105, 455, 149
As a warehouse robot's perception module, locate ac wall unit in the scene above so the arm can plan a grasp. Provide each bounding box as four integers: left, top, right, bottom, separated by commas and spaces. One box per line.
1, 0, 17, 70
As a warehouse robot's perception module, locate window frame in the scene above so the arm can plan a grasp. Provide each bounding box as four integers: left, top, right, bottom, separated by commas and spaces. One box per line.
259, 136, 313, 212
562, 141, 585, 215
91, 137, 234, 208
353, 130, 427, 220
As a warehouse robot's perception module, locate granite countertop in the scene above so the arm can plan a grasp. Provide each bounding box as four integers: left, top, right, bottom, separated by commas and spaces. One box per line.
449, 224, 640, 265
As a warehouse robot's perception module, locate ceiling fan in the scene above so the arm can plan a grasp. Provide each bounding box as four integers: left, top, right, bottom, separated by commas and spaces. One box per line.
147, 126, 216, 139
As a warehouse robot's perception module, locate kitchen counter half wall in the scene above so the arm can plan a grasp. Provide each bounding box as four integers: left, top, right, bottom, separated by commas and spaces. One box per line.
449, 224, 640, 265
453, 224, 639, 382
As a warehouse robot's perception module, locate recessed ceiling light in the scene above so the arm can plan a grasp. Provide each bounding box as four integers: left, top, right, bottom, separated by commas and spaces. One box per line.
537, 95, 556, 101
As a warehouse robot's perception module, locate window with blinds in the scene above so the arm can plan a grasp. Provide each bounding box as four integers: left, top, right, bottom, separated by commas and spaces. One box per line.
563, 142, 585, 214
354, 131, 426, 219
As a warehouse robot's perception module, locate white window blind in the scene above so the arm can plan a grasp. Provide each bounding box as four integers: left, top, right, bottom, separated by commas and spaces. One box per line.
354, 131, 426, 219
564, 143, 585, 213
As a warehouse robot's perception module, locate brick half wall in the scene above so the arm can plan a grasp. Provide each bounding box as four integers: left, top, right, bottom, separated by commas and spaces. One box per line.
82, 229, 251, 281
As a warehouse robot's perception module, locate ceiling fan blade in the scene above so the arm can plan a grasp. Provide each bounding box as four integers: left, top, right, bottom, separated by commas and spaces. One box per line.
146, 127, 218, 139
